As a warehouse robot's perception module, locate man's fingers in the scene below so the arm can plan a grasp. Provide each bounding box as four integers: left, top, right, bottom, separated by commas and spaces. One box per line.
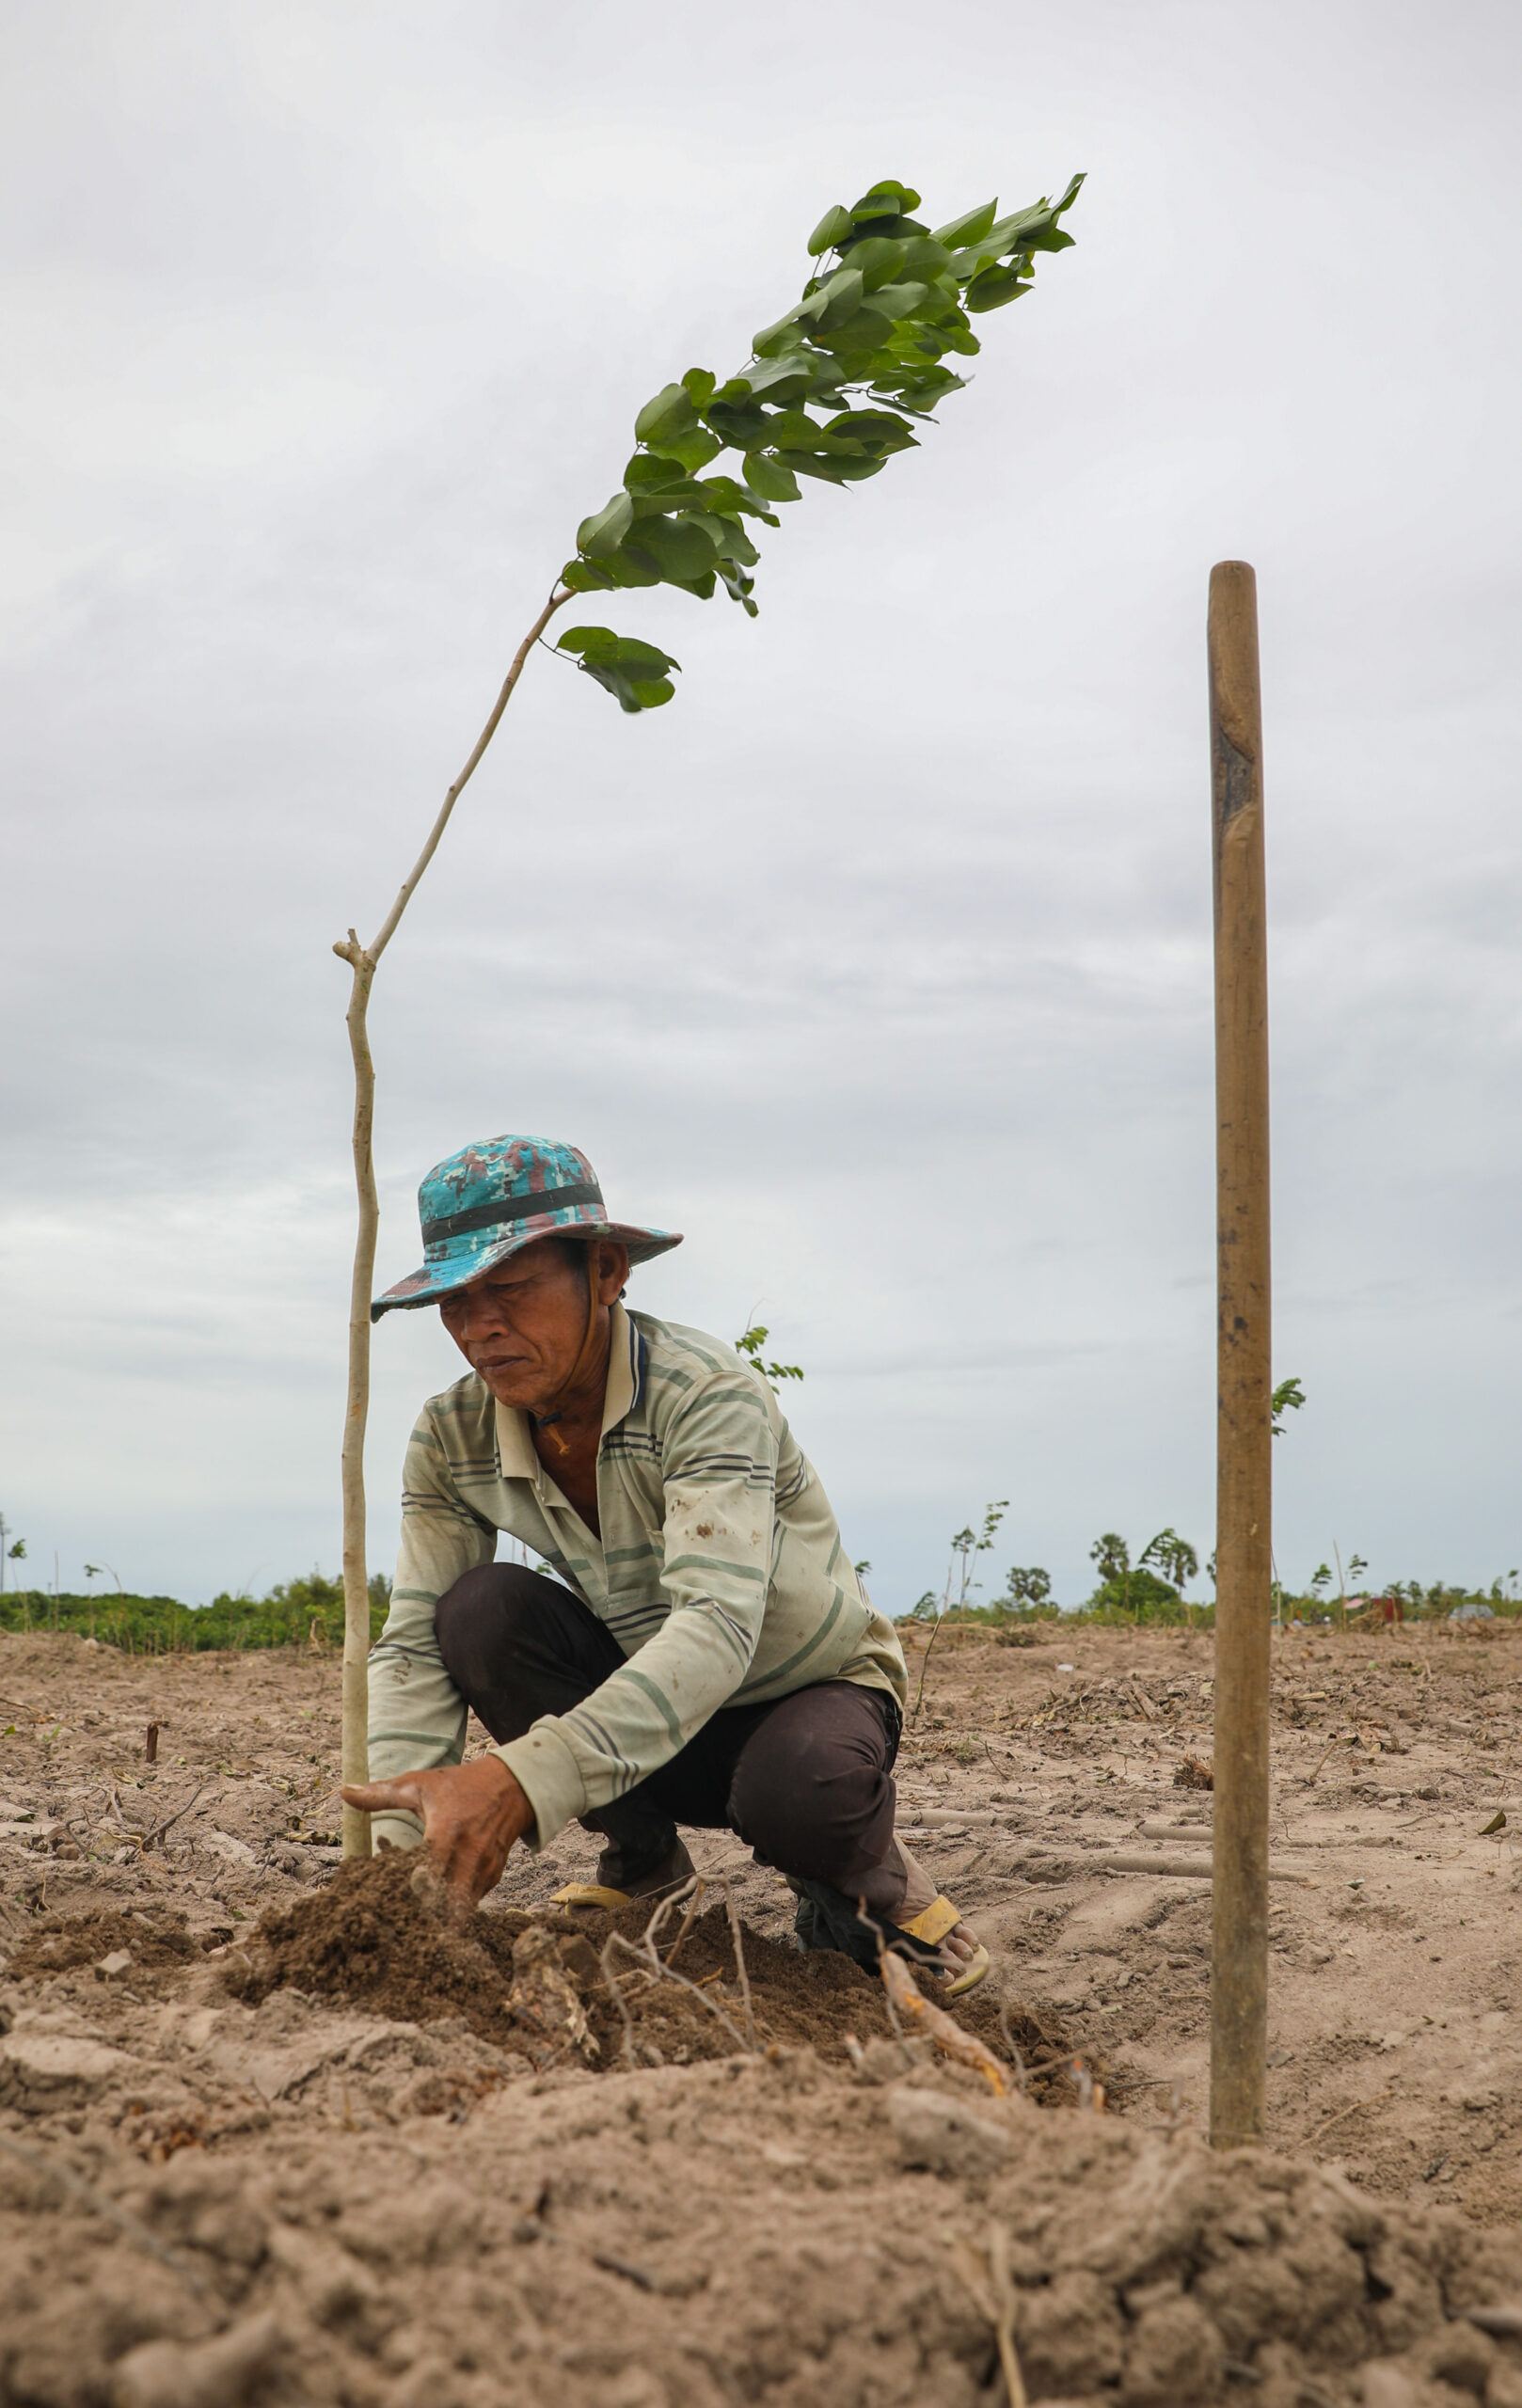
341, 1778, 426, 1814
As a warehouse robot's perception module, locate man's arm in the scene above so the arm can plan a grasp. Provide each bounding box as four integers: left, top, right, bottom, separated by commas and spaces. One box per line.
365, 1399, 498, 1850
491, 1368, 780, 1846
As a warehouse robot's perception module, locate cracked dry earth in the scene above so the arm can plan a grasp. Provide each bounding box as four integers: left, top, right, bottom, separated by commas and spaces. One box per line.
6, 1624, 1522, 2407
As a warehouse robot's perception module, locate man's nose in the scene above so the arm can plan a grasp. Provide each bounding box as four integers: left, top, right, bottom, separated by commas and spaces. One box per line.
454, 1289, 500, 1340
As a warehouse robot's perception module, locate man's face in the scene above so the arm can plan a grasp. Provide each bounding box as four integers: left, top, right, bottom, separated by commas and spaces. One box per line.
437, 1237, 626, 1410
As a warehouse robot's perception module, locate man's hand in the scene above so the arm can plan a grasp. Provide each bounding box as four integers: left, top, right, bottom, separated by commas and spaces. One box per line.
341, 1755, 534, 1914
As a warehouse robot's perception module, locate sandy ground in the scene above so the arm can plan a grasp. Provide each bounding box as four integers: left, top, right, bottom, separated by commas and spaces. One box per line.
5, 1619, 1522, 2407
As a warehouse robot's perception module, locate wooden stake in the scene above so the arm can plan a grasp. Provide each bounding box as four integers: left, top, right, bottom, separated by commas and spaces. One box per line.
1207, 561, 1272, 2148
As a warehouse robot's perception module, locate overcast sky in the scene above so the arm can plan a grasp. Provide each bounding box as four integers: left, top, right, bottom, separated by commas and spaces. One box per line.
2, 0, 1518, 1614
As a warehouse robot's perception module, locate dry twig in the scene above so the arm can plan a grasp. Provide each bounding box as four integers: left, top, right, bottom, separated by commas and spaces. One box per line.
1307, 2089, 1396, 2145
598, 1879, 750, 2066
950, 2226, 1027, 2408
996, 2004, 1028, 2096
141, 1782, 210, 1853
718, 1879, 756, 2051
661, 1878, 708, 1969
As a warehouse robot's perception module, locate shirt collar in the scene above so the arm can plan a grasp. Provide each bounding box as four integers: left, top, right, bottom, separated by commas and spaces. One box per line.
493, 1298, 638, 1481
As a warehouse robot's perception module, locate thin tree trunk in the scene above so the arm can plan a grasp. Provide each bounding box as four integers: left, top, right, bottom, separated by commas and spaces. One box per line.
335, 585, 570, 1856
336, 941, 378, 1860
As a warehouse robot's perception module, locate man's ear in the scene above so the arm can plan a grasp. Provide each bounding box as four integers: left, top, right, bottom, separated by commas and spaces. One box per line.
595, 1242, 630, 1305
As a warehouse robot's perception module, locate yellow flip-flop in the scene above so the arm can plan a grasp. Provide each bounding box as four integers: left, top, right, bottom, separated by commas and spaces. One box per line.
898, 1893, 991, 1998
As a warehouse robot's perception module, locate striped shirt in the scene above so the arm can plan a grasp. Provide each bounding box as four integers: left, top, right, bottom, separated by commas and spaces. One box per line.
366, 1302, 906, 1853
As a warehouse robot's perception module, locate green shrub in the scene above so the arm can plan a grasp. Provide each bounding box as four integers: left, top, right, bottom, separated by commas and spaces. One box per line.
0, 1570, 392, 1652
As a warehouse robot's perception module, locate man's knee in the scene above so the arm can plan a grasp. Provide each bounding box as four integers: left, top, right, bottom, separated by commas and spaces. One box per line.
434, 1563, 562, 1689
433, 1562, 624, 1738
728, 1687, 895, 1886
436, 1564, 522, 1661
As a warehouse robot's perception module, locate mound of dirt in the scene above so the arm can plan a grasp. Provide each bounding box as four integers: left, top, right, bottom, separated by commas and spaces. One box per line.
220, 1852, 1078, 2087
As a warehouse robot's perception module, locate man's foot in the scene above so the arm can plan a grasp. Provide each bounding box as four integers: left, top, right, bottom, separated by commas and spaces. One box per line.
893, 1841, 989, 1994
551, 1837, 696, 1912
609, 1837, 696, 1902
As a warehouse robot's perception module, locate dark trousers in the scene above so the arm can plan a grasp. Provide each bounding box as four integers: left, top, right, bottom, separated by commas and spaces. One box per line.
435, 1563, 906, 1913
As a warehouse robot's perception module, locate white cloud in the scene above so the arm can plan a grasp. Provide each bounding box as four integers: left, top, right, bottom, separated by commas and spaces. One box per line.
2, 0, 1518, 1610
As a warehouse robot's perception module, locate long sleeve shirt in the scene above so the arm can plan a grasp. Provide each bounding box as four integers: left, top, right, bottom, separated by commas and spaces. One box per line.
365, 1303, 906, 1853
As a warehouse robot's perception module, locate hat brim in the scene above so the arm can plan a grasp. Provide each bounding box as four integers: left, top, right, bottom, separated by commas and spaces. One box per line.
372, 1220, 681, 1322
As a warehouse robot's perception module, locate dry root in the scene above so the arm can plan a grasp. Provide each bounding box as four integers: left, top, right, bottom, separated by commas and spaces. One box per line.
879, 1949, 1008, 2096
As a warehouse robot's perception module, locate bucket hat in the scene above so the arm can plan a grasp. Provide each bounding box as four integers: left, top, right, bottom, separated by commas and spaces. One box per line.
372, 1134, 681, 1322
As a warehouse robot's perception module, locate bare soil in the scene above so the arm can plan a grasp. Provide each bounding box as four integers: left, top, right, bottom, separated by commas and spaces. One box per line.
5, 1620, 1522, 2406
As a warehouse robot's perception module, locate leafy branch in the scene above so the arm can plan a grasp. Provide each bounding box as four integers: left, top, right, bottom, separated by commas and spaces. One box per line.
556, 171, 1086, 708
1271, 1375, 1306, 1436
734, 1324, 804, 1391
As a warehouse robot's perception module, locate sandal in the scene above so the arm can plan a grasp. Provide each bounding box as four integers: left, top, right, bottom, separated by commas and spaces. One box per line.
552, 1838, 695, 1912
894, 1843, 991, 1998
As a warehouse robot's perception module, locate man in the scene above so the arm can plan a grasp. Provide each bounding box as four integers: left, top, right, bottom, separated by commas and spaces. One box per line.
341, 1133, 987, 1993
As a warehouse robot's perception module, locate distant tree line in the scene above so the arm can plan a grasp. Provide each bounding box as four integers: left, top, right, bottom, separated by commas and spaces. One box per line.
0, 1572, 392, 1652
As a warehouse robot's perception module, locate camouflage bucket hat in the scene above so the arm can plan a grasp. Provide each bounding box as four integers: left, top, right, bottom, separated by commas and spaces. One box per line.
372, 1134, 681, 1322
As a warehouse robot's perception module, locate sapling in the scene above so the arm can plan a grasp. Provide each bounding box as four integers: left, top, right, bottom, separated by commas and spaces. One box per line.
911, 1497, 1008, 1717
733, 1324, 804, 1389
329, 171, 1086, 1852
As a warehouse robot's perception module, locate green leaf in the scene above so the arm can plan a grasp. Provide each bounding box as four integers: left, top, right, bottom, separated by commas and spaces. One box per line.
810, 266, 864, 331
597, 545, 662, 588
822, 408, 917, 455
627, 477, 710, 515
697, 472, 781, 526
733, 357, 814, 404
559, 557, 614, 592
634, 382, 698, 443
681, 366, 717, 408
703, 399, 766, 452
868, 281, 931, 324
742, 451, 801, 503
947, 241, 1007, 283
896, 235, 954, 280
813, 305, 896, 356
643, 424, 723, 473
850, 179, 921, 219
623, 452, 698, 494
807, 203, 854, 256
557, 626, 682, 713
929, 198, 997, 249
660, 568, 717, 600
576, 493, 635, 558
690, 513, 759, 566
706, 398, 771, 450
775, 450, 886, 485
626, 513, 721, 582
844, 235, 908, 291
717, 561, 758, 614
753, 309, 809, 359
964, 264, 1031, 312
762, 408, 830, 450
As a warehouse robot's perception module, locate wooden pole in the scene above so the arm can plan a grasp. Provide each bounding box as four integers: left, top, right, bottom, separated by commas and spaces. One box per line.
1207, 560, 1272, 2148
